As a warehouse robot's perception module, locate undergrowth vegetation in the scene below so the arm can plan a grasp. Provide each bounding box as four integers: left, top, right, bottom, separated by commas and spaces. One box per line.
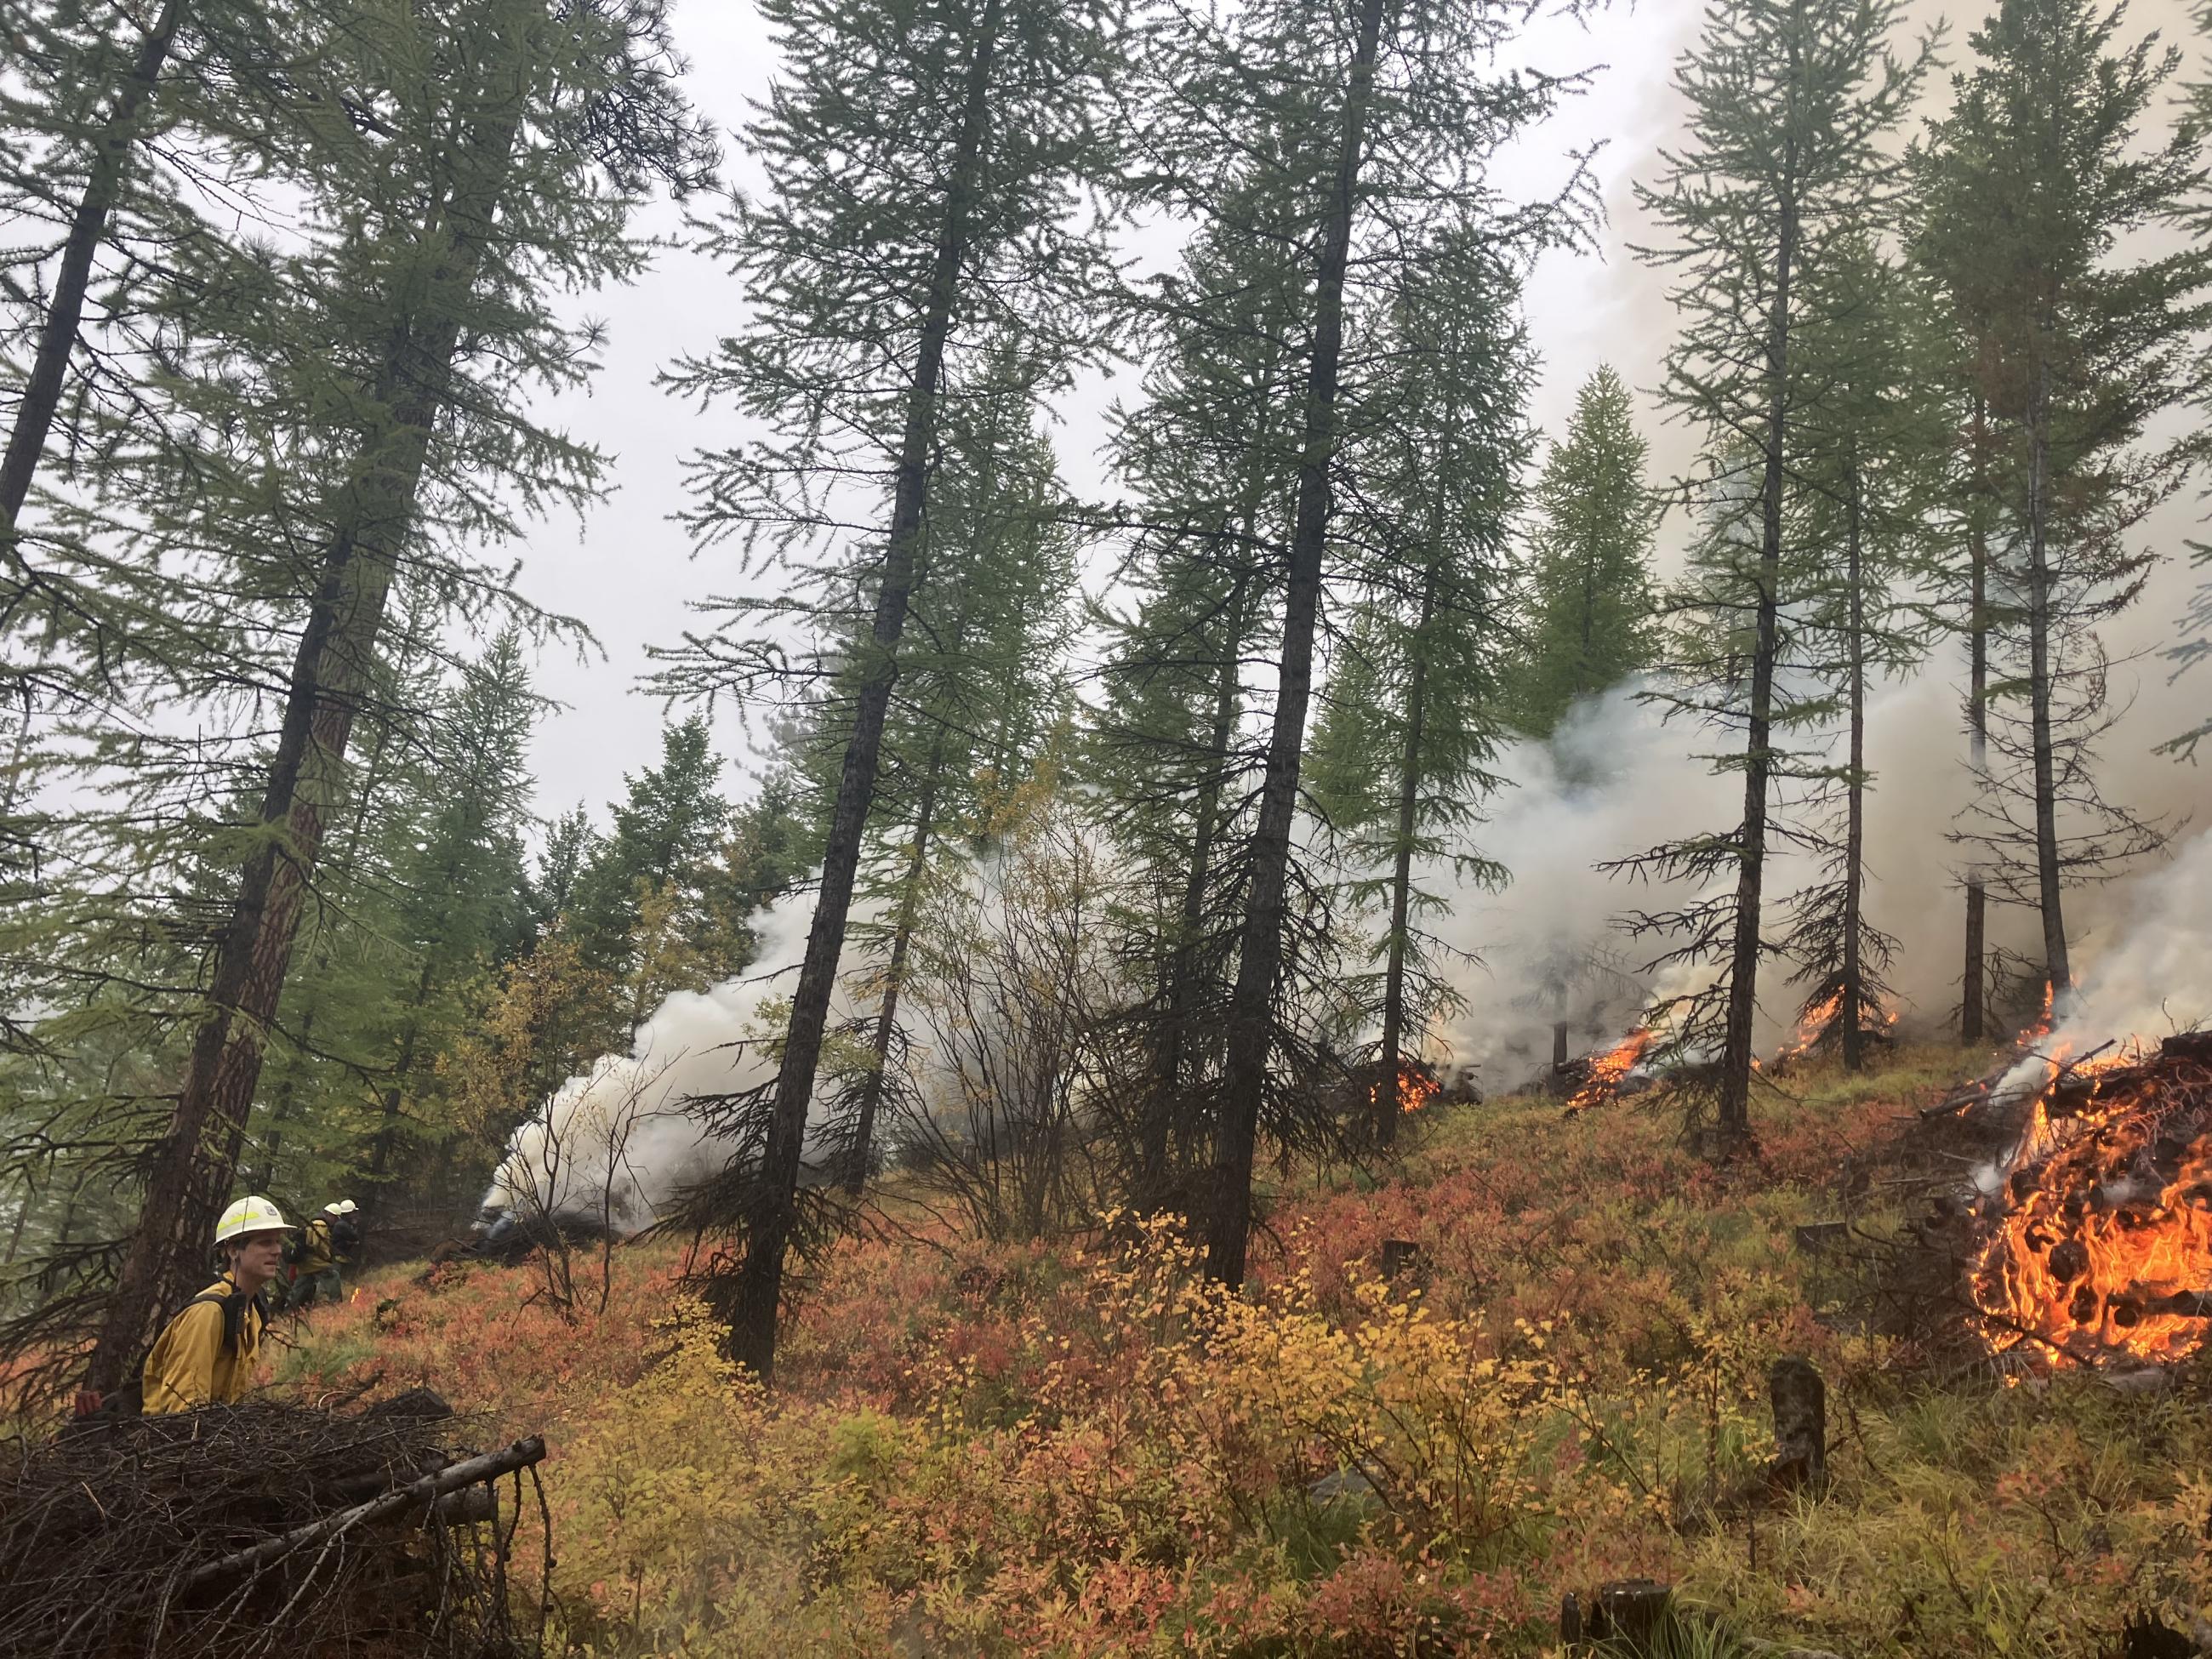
275, 1046, 2212, 1656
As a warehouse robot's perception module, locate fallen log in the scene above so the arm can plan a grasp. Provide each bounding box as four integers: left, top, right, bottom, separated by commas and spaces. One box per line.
182, 1434, 546, 1592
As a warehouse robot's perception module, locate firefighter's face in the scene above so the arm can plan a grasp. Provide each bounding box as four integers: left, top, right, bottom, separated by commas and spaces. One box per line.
228, 1229, 287, 1286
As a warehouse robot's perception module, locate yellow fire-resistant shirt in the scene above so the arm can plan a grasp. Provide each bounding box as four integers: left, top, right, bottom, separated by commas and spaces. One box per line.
293, 1216, 337, 1274
141, 1274, 266, 1414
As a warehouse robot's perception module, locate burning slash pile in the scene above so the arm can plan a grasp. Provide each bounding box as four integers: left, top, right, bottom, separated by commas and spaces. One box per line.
1974, 1031, 2212, 1371
1557, 1029, 1654, 1114
1370, 1060, 1445, 1119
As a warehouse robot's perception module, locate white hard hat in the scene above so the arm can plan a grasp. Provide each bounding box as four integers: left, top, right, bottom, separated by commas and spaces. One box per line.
215, 1195, 294, 1244
338, 1199, 358, 1215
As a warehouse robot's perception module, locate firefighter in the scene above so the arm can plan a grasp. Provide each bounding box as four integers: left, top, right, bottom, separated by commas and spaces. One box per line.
140, 1194, 293, 1415
283, 1199, 360, 1313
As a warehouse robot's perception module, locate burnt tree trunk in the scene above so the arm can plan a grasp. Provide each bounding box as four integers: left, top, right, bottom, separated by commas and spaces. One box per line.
2023, 350, 2070, 994
83, 104, 522, 1397
1768, 1354, 1826, 1493
1714, 179, 1798, 1143
1840, 456, 1867, 1072
1203, 0, 1386, 1288
724, 4, 1001, 1382
0, 0, 185, 529
1962, 395, 1990, 1044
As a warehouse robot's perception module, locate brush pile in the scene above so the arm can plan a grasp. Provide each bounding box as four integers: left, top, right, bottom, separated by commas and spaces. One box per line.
0, 1394, 546, 1659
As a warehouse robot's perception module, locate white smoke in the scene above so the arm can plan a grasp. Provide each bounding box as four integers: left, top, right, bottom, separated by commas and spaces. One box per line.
2036, 824, 2212, 1064
482, 892, 852, 1232
1434, 594, 2208, 1092
490, 563, 2207, 1208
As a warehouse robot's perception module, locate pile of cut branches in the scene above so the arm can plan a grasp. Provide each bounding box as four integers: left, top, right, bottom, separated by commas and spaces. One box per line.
0, 1394, 546, 1659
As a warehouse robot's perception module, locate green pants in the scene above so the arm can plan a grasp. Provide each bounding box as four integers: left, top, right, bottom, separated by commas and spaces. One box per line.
285, 1265, 342, 1312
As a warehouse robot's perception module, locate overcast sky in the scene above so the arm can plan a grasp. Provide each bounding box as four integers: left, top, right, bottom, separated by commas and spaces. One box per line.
510, 0, 2207, 829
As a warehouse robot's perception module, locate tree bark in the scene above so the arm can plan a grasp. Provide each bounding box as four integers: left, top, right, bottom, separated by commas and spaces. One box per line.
1139, 563, 1250, 1206
1962, 393, 1989, 1044
1840, 456, 1867, 1072
1714, 176, 1797, 1143
1375, 564, 1435, 1148
83, 99, 523, 1396
725, 3, 1001, 1381
1203, 0, 1388, 1288
2024, 351, 2070, 993
0, 0, 186, 531
842, 736, 946, 1198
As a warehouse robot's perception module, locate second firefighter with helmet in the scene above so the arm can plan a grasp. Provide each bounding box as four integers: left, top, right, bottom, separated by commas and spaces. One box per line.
283, 1198, 361, 1313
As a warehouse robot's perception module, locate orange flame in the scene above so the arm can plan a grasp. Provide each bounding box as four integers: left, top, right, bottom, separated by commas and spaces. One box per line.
1566, 1029, 1653, 1114
1773, 988, 1899, 1064
2027, 981, 2055, 1040
1371, 1063, 1441, 1117
1976, 1040, 2211, 1368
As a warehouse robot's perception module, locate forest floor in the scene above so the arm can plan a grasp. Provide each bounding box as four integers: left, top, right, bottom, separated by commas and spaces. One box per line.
276, 1044, 2212, 1658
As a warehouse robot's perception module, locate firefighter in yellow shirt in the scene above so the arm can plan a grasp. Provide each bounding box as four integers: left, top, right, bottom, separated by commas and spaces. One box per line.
140, 1195, 294, 1415
282, 1198, 358, 1312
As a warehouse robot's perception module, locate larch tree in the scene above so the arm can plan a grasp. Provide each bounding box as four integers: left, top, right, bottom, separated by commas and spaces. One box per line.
0, 0, 298, 698
1142, 0, 1593, 1286
831, 385, 1078, 1196
1615, 0, 1930, 1144
652, 0, 1132, 1381
1511, 364, 1659, 736
1776, 237, 1937, 1069
1308, 239, 1532, 1147
1089, 216, 1304, 1214
66, 0, 713, 1400
1915, 0, 2211, 997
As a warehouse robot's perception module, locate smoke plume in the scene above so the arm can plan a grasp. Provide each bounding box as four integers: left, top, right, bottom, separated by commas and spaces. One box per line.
482, 893, 850, 1231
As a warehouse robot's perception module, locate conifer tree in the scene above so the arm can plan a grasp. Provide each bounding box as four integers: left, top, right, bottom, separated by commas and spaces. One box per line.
1616, 0, 1930, 1143
832, 389, 1077, 1194
1143, 0, 1592, 1286
1775, 238, 1936, 1068
1090, 217, 1303, 1212
0, 0, 296, 700
62, 0, 713, 1399
1909, 197, 2012, 1043
360, 631, 539, 1193
567, 715, 733, 1030
528, 807, 596, 938
653, 0, 1131, 1378
1914, 0, 2210, 995
1308, 241, 1531, 1146
1511, 365, 1658, 734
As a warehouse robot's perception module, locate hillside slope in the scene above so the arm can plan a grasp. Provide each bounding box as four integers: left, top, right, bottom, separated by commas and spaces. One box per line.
278, 1048, 2212, 1657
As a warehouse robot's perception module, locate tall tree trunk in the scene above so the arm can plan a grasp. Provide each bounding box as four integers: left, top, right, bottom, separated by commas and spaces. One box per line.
1374, 563, 1435, 1149
0, 0, 185, 530
842, 736, 946, 1198
368, 954, 441, 1185
725, 3, 1001, 1382
250, 1001, 313, 1194
1139, 563, 1250, 1206
1840, 456, 1867, 1072
1715, 185, 1797, 1143
1202, 0, 1387, 1288
2023, 351, 2069, 994
1962, 392, 1989, 1044
83, 102, 522, 1396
